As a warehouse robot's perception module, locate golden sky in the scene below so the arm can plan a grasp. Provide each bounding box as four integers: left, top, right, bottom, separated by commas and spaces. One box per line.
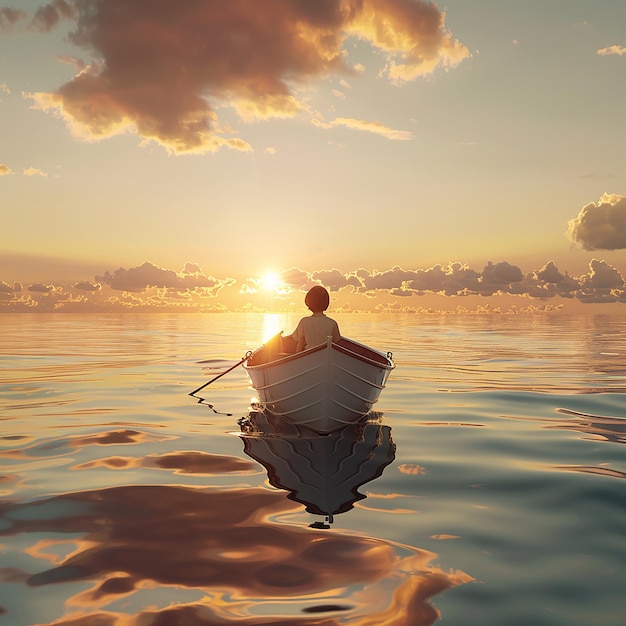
1, 0, 625, 313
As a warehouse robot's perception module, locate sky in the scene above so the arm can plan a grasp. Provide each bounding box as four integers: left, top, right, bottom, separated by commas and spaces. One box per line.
1, 0, 625, 313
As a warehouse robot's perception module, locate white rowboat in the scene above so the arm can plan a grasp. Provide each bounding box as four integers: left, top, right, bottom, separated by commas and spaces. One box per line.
243, 333, 395, 433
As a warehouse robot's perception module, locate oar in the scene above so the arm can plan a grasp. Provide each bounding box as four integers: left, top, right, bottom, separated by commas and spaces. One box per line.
188, 351, 252, 398
188, 331, 283, 398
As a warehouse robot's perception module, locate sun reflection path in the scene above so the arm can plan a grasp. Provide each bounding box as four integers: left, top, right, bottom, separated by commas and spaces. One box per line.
261, 313, 286, 342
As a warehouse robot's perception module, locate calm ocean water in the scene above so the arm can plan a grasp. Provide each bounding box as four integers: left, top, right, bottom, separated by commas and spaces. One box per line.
1, 312, 624, 626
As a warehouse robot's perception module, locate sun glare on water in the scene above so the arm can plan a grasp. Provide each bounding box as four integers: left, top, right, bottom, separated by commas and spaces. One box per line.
258, 273, 291, 339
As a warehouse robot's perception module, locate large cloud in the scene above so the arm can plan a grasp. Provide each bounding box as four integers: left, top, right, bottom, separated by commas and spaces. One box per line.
567, 193, 626, 250
16, 0, 468, 153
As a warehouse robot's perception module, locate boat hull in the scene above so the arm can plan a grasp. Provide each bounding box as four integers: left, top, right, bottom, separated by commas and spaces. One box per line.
243, 335, 394, 433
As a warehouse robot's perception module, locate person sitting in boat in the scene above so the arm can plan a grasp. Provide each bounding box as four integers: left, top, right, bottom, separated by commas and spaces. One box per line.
285, 285, 341, 352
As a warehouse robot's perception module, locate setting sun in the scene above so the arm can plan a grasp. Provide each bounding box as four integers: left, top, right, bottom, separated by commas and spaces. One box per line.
260, 272, 284, 293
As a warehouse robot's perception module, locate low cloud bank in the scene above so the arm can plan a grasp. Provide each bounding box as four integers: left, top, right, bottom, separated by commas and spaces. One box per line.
96, 262, 233, 295
2, 258, 624, 313
284, 258, 626, 305
0, 262, 235, 312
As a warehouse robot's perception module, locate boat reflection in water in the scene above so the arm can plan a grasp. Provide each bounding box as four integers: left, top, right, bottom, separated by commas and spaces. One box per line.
238, 410, 396, 528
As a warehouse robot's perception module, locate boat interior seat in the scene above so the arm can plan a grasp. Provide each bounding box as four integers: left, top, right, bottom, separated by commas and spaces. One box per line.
249, 332, 295, 366
280, 334, 297, 354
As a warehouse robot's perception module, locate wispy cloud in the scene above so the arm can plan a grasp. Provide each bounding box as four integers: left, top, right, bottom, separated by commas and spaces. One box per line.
0, 164, 50, 176
30, 0, 75, 32
1, 1, 75, 32
311, 113, 413, 140
23, 167, 47, 177
333, 117, 413, 140
597, 45, 626, 56
8, 0, 468, 154
0, 7, 26, 32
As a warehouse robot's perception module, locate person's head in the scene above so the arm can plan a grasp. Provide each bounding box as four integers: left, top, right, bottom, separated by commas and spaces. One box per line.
305, 285, 330, 313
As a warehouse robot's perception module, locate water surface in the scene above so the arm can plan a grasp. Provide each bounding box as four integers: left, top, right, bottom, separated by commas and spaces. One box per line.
1, 313, 624, 625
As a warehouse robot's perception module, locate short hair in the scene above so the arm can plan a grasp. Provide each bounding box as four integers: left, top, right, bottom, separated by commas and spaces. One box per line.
305, 285, 330, 312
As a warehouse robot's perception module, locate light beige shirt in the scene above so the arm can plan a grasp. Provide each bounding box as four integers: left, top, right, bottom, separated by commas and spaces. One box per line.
292, 314, 340, 350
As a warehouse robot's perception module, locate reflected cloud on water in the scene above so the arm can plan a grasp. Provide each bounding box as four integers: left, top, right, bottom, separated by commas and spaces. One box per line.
0, 414, 473, 626
73, 449, 256, 475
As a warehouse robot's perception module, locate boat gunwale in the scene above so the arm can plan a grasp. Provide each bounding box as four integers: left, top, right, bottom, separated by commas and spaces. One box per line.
333, 340, 394, 370
244, 337, 394, 371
